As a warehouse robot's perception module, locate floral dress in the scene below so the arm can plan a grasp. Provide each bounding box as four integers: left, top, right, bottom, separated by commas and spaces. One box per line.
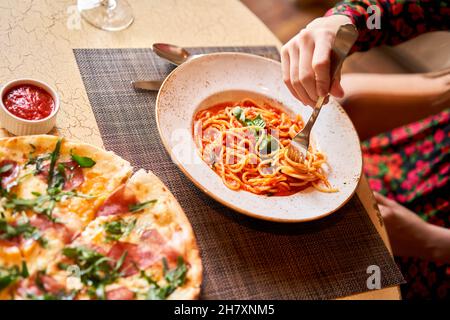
326, 0, 450, 299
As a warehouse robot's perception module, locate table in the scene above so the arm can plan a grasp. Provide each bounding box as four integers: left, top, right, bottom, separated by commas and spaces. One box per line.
0, 0, 400, 299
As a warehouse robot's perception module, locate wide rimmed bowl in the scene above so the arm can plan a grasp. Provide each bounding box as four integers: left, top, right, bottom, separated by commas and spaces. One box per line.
156, 52, 362, 222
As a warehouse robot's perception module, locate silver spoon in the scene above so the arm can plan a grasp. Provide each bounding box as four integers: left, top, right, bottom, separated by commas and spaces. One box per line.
152, 43, 202, 66
132, 44, 201, 90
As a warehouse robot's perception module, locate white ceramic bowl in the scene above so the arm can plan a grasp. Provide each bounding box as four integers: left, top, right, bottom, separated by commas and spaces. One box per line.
0, 79, 60, 135
156, 53, 362, 222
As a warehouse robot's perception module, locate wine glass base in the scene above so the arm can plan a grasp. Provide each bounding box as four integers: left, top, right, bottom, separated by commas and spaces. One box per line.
80, 0, 134, 32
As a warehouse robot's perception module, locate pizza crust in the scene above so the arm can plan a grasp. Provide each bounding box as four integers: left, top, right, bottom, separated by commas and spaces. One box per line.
128, 170, 202, 300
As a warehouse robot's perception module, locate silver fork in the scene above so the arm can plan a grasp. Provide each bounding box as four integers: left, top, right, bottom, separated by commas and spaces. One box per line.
288, 24, 358, 162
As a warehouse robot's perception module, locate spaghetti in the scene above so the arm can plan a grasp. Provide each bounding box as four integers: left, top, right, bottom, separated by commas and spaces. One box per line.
193, 99, 336, 196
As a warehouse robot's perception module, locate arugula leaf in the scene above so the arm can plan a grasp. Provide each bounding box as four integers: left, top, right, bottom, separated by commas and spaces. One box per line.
71, 152, 96, 168
129, 200, 157, 213
162, 256, 187, 294
47, 138, 62, 189
0, 261, 29, 290
61, 246, 126, 299
21, 261, 29, 278
26, 271, 76, 300
5, 190, 93, 222
142, 256, 187, 300
0, 218, 47, 247
103, 218, 136, 242
26, 153, 50, 175
5, 194, 57, 223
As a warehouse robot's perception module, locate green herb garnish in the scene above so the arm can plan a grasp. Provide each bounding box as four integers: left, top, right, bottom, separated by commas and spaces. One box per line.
4, 191, 94, 223
232, 107, 278, 155
71, 152, 96, 168
25, 271, 76, 300
129, 200, 157, 213
103, 218, 137, 242
246, 114, 266, 128
258, 134, 279, 155
61, 246, 127, 300
0, 218, 47, 247
141, 256, 187, 300
232, 106, 246, 124
232, 106, 266, 129
25, 154, 50, 175
47, 138, 62, 189
0, 261, 29, 290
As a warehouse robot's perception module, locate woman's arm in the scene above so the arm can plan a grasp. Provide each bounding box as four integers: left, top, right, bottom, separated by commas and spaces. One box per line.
427, 224, 450, 263
281, 0, 450, 107
327, 0, 450, 52
338, 70, 450, 140
375, 192, 450, 263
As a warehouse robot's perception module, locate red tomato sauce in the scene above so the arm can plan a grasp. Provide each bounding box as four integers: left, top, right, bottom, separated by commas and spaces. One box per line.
2, 84, 54, 121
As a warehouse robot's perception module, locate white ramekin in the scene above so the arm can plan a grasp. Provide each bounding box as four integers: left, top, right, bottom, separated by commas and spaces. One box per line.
0, 79, 60, 136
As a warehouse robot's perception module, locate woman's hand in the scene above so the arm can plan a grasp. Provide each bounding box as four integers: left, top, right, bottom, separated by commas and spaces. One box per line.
281, 15, 353, 107
374, 192, 450, 263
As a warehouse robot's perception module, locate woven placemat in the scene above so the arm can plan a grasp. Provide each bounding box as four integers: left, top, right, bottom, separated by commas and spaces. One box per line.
74, 47, 404, 299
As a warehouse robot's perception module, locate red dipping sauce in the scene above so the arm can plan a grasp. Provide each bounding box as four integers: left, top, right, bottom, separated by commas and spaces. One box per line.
2, 84, 54, 121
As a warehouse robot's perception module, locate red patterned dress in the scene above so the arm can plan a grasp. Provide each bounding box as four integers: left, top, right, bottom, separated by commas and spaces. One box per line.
326, 0, 450, 299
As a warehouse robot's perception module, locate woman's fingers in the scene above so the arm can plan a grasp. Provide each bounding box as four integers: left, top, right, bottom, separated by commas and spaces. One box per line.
281, 46, 298, 100
288, 42, 315, 106
281, 33, 333, 106
374, 192, 397, 207
281, 15, 356, 107
329, 72, 345, 98
377, 204, 394, 219
297, 31, 318, 103
312, 37, 332, 97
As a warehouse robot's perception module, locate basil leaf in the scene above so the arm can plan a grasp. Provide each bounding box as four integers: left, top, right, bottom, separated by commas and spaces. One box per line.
232, 107, 266, 129
258, 134, 279, 155
71, 153, 96, 168
232, 106, 243, 120
129, 200, 157, 213
249, 114, 266, 128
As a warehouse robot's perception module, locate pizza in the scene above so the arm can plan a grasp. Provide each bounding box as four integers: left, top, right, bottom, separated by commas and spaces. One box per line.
0, 135, 202, 300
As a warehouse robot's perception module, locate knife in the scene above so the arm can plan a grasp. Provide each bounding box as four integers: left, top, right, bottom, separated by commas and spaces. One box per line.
132, 80, 164, 91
